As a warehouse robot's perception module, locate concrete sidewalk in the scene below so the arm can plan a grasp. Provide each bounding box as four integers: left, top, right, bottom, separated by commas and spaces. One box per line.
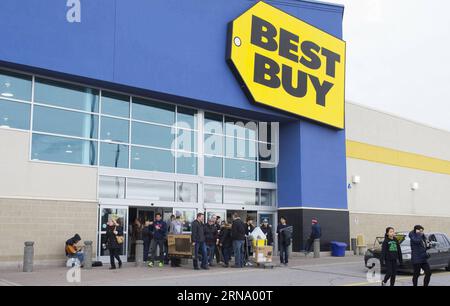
1, 255, 449, 286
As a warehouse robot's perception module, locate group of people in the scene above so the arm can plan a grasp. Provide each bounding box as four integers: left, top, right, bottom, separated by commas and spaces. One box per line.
380, 224, 433, 286
65, 212, 295, 270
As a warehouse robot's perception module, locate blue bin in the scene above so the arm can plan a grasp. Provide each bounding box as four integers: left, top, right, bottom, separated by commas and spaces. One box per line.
330, 241, 347, 257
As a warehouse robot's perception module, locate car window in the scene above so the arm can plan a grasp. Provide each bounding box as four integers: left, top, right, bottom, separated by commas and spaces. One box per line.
428, 234, 437, 242
436, 234, 449, 248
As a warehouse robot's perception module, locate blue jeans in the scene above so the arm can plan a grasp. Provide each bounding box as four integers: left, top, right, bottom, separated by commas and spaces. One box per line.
206, 244, 215, 265
143, 239, 150, 262
222, 246, 232, 265
233, 240, 245, 267
279, 244, 289, 264
75, 252, 84, 264
193, 242, 208, 269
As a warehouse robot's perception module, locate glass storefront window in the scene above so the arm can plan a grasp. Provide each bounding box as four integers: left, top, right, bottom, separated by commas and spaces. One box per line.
259, 164, 276, 183
176, 153, 197, 175
260, 189, 276, 206
100, 142, 129, 168
100, 116, 129, 143
176, 129, 197, 152
224, 158, 257, 181
132, 97, 175, 126
204, 184, 223, 204
176, 182, 198, 203
131, 121, 173, 149
204, 133, 223, 155
173, 208, 196, 232
0, 70, 32, 101
225, 116, 257, 141
0, 99, 30, 130
31, 133, 97, 165
127, 178, 175, 201
225, 137, 257, 160
101, 91, 130, 118
177, 106, 197, 130
224, 186, 258, 206
204, 112, 223, 134
204, 155, 223, 177
33, 105, 98, 139
98, 176, 125, 199
35, 78, 99, 112
130, 146, 174, 173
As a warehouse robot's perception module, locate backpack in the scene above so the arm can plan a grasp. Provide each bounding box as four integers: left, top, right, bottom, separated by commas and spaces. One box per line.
282, 228, 292, 246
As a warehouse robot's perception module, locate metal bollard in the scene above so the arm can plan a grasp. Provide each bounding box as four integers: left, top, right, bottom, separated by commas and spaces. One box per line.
351, 238, 357, 255
83, 241, 93, 269
135, 240, 144, 267
313, 239, 320, 258
23, 241, 34, 272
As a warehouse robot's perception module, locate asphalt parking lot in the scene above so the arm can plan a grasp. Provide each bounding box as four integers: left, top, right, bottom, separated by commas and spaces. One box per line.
1, 255, 449, 286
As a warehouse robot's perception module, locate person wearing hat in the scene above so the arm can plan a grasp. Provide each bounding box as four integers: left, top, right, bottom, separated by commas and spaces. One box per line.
303, 218, 321, 256
260, 218, 274, 246
409, 225, 432, 286
169, 212, 184, 267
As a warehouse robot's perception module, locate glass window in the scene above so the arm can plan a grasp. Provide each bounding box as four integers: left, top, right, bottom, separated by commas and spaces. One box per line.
33, 105, 98, 139
177, 107, 197, 130
224, 158, 257, 181
31, 133, 97, 165
132, 97, 175, 125
100, 117, 129, 143
176, 152, 197, 175
0, 70, 32, 101
173, 209, 196, 232
98, 176, 125, 199
130, 146, 174, 173
259, 163, 276, 183
127, 178, 175, 201
204, 112, 223, 134
225, 137, 257, 160
35, 78, 99, 112
224, 186, 258, 206
204, 185, 223, 204
100, 142, 129, 168
225, 116, 257, 141
204, 133, 223, 155
131, 121, 173, 149
177, 129, 197, 152
260, 189, 276, 206
101, 91, 130, 118
204, 156, 223, 177
176, 182, 198, 203
0, 99, 30, 130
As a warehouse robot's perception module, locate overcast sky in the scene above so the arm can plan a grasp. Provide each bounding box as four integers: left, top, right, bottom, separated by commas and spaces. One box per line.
331, 0, 450, 132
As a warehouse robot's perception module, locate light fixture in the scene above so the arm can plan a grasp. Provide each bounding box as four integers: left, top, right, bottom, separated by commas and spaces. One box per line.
352, 175, 360, 184
411, 182, 419, 191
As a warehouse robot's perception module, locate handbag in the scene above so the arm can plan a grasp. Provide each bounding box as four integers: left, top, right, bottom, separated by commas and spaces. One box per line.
115, 226, 124, 244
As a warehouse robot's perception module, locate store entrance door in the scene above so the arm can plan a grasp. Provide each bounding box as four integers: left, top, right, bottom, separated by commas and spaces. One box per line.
97, 205, 129, 263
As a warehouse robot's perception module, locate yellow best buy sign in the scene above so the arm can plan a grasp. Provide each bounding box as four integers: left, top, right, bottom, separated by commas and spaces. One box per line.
227, 1, 346, 128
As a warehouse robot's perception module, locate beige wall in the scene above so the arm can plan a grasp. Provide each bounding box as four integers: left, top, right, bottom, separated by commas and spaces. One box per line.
0, 198, 97, 263
0, 128, 97, 200
350, 212, 450, 247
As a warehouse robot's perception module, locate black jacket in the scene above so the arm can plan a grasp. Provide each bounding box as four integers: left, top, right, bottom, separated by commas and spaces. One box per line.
219, 226, 233, 248
142, 225, 153, 243
260, 225, 274, 245
231, 218, 246, 241
191, 220, 205, 243
245, 223, 255, 236
409, 231, 430, 264
381, 235, 403, 264
204, 223, 218, 245
105, 225, 123, 250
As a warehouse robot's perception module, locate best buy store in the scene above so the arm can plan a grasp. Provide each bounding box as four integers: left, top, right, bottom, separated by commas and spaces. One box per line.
1, 0, 448, 265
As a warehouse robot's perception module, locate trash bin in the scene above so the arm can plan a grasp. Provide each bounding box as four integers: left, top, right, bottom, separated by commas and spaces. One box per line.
330, 241, 347, 257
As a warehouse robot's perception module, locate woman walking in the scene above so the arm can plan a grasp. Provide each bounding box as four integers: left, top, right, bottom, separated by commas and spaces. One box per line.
105, 218, 123, 269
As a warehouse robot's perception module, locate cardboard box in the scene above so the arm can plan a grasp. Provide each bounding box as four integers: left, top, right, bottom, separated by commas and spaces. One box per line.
254, 245, 273, 263
167, 234, 193, 257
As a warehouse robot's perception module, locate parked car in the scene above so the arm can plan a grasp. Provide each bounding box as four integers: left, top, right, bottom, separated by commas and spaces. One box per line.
364, 231, 450, 273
